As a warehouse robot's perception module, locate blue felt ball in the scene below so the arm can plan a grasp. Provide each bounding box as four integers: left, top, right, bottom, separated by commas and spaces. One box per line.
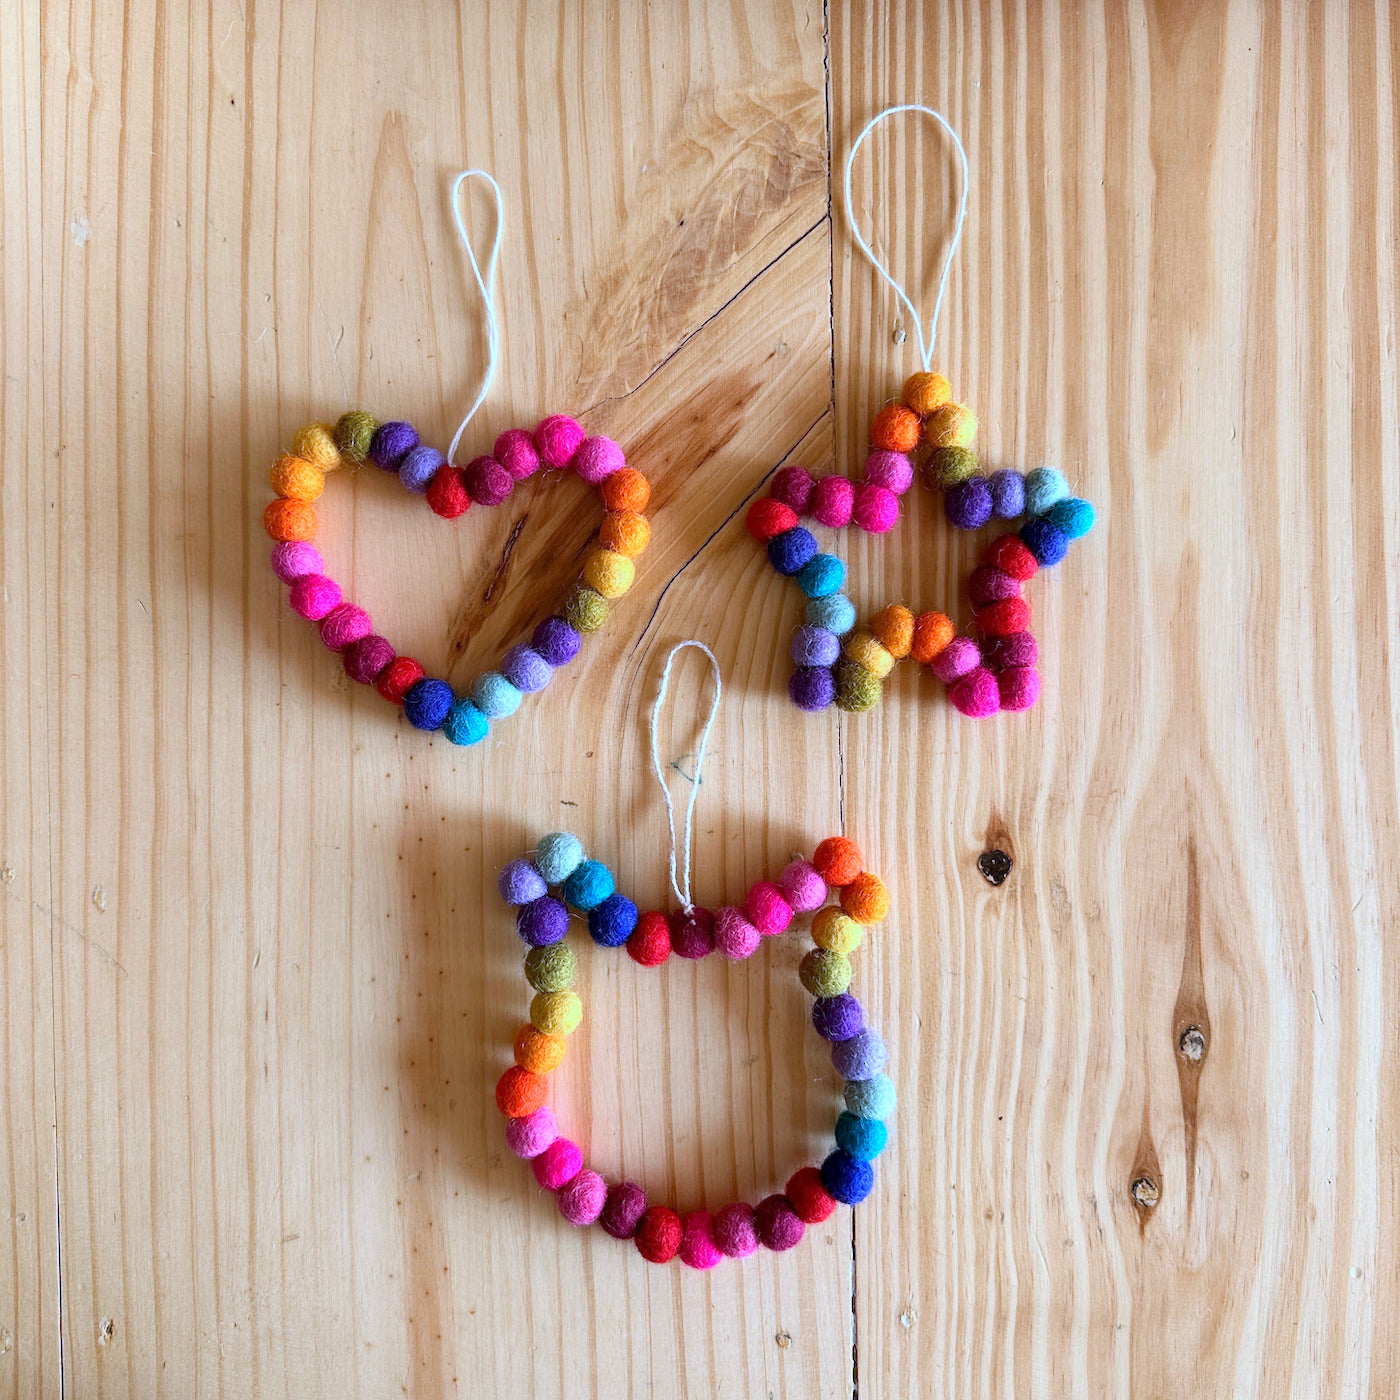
517, 895, 569, 947
989, 468, 1025, 519
832, 1028, 887, 1082
1020, 517, 1070, 567
589, 893, 638, 947
563, 859, 615, 912
1044, 497, 1095, 539
843, 1072, 896, 1121
806, 593, 857, 636
442, 697, 488, 746
402, 677, 454, 731
821, 1149, 875, 1205
471, 671, 523, 719
767, 526, 819, 577
790, 624, 840, 669
398, 443, 445, 494
834, 1112, 889, 1162
1023, 466, 1070, 517
534, 832, 585, 885
498, 859, 546, 906
797, 552, 846, 599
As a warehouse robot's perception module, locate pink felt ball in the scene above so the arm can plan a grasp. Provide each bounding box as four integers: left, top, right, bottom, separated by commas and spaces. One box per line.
289, 573, 342, 621
770, 464, 815, 513
852, 482, 898, 533
272, 540, 324, 583
744, 881, 793, 935
712, 1202, 760, 1258
506, 1106, 558, 1159
714, 907, 762, 960
998, 664, 1041, 711
679, 1211, 724, 1270
755, 1194, 805, 1251
573, 436, 625, 484
779, 860, 827, 914
558, 1168, 608, 1225
319, 602, 373, 651
494, 428, 541, 480
950, 665, 1002, 718
463, 455, 513, 506
929, 636, 981, 682
533, 1137, 583, 1190
343, 634, 395, 685
534, 415, 585, 469
811, 475, 855, 528
863, 450, 914, 495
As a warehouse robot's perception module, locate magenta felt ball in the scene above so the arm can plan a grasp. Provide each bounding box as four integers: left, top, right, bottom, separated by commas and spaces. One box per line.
494, 428, 541, 480
289, 573, 342, 621
505, 1106, 557, 1159
558, 1168, 607, 1225
754, 1195, 804, 1251
811, 475, 855, 528
852, 482, 898, 533
930, 636, 981, 682
714, 906, 762, 959
532, 1137, 583, 1190
534, 415, 585, 469
319, 603, 373, 651
671, 907, 716, 959
601, 1181, 647, 1239
463, 455, 513, 506
343, 634, 395, 684
968, 564, 1022, 607
998, 664, 1041, 711
679, 1211, 723, 1270
712, 1202, 759, 1258
744, 882, 793, 935
770, 464, 815, 512
950, 665, 1001, 717
985, 630, 1038, 671
864, 450, 914, 495
779, 860, 827, 913
272, 540, 324, 583
573, 436, 624, 484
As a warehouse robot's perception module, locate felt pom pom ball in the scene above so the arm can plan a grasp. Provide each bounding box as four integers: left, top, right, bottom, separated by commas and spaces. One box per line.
767, 526, 819, 577
264, 498, 316, 542
588, 892, 638, 948
601, 1182, 648, 1239
399, 444, 446, 494
754, 1195, 805, 1251
402, 677, 454, 731
811, 475, 855, 528
910, 611, 955, 665
998, 665, 1041, 711
558, 1168, 608, 1226
788, 666, 835, 712
333, 410, 379, 462
786, 1166, 837, 1224
1023, 466, 1070, 517
563, 587, 608, 633
369, 420, 419, 471
320, 603, 373, 651
770, 464, 815, 512
791, 625, 840, 669
926, 401, 977, 448
713, 1202, 760, 1258
806, 593, 857, 636
851, 483, 898, 533
534, 831, 584, 885
269, 454, 325, 502
601, 510, 651, 558
968, 564, 1022, 607
494, 428, 540, 480
377, 656, 425, 704
426, 465, 470, 519
800, 948, 853, 998
945, 476, 993, 531
462, 456, 513, 507
975, 598, 1031, 638
1020, 518, 1070, 566
344, 634, 395, 685
635, 1206, 684, 1263
514, 1024, 566, 1074
870, 404, 920, 453
289, 574, 342, 621
679, 1211, 723, 1270
984, 630, 1038, 671
744, 882, 792, 935
813, 836, 863, 887
812, 907, 863, 954
531, 989, 583, 1037
583, 548, 635, 600
844, 1072, 897, 1120
505, 1105, 557, 1158
472, 672, 524, 720
832, 1028, 888, 1081
902, 370, 952, 415
563, 859, 614, 912
929, 636, 981, 683
600, 467, 650, 513
835, 1111, 889, 1161
834, 659, 882, 712
501, 645, 553, 694
524, 943, 578, 994
930, 444, 979, 486
670, 906, 716, 959
534, 415, 586, 469
572, 435, 624, 484
533, 1136, 583, 1190
517, 895, 569, 947
797, 553, 845, 600
499, 859, 547, 906
812, 993, 864, 1042
987, 533, 1039, 580
271, 540, 323, 583
821, 1150, 875, 1205
841, 871, 889, 924
714, 907, 761, 960
779, 859, 827, 913
291, 422, 340, 468
747, 497, 798, 542
863, 450, 914, 495
495, 1066, 547, 1118
1044, 497, 1096, 539
989, 468, 1026, 519
950, 665, 1002, 718
532, 616, 582, 667
627, 910, 671, 966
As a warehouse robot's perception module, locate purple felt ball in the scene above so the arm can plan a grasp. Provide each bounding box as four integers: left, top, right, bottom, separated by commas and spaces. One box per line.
755, 1195, 805, 1251
812, 993, 863, 1042
832, 1028, 888, 1081
790, 625, 840, 669
532, 616, 582, 667
945, 476, 993, 530
517, 895, 569, 947
499, 858, 547, 906
398, 444, 445, 494
788, 666, 835, 711
502, 644, 553, 694
989, 468, 1025, 519
369, 420, 419, 471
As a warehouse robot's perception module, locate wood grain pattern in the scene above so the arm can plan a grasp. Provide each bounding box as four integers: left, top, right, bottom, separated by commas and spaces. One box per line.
2, 0, 1398, 1396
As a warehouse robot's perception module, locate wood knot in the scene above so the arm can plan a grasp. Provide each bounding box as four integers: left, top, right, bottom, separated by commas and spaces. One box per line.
977, 849, 1013, 886
1178, 1025, 1208, 1062
1130, 1176, 1160, 1212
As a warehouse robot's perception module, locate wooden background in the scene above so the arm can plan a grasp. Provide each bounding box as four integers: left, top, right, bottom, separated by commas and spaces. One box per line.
3, 0, 1398, 1395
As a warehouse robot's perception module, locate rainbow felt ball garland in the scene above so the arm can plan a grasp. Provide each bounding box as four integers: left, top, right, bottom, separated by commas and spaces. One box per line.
493, 831, 895, 1267
747, 371, 1095, 717
264, 409, 651, 745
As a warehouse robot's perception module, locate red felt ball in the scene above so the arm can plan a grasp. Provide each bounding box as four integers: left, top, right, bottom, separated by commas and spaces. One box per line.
786, 1166, 837, 1224
975, 597, 1031, 637
376, 656, 426, 704
747, 497, 798, 542
494, 1066, 547, 1119
628, 910, 672, 967
426, 464, 471, 519
986, 533, 1039, 581
813, 836, 863, 887
635, 1206, 684, 1264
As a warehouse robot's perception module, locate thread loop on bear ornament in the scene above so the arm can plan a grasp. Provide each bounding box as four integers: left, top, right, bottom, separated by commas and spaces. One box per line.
843, 105, 970, 372
447, 168, 505, 463
648, 641, 721, 913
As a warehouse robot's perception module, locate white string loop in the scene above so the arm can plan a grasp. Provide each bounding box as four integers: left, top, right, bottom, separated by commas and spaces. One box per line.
648, 641, 722, 912
447, 169, 505, 464
843, 105, 970, 373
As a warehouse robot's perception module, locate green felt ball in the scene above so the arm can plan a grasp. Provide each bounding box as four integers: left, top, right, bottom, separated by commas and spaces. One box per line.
525, 944, 578, 994
930, 444, 979, 487
834, 659, 881, 713
800, 948, 853, 999
334, 409, 379, 463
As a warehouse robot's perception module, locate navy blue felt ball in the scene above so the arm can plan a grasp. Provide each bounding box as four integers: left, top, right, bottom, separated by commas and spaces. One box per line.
589, 893, 638, 948
402, 677, 454, 731
821, 1149, 875, 1205
767, 526, 819, 577
1020, 517, 1070, 566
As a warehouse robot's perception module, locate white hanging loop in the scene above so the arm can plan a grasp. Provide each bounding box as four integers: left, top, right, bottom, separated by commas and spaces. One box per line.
447, 169, 505, 463
843, 105, 970, 373
648, 641, 722, 912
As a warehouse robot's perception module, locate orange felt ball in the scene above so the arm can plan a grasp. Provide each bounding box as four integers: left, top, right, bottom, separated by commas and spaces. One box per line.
263, 497, 317, 542
269, 454, 325, 502
514, 1025, 567, 1074
924, 402, 977, 448
495, 1065, 548, 1118
601, 509, 651, 557
910, 611, 955, 664
870, 404, 921, 453
600, 468, 651, 513
870, 604, 914, 659
902, 371, 952, 416
840, 871, 890, 925
813, 836, 864, 888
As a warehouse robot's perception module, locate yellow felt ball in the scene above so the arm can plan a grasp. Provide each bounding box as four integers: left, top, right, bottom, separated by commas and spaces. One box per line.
291, 422, 341, 469
870, 605, 913, 659
812, 907, 865, 954
269, 454, 325, 502
903, 371, 952, 416
531, 990, 583, 1037
600, 510, 651, 558
844, 630, 896, 679
925, 402, 977, 449
583, 548, 635, 600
